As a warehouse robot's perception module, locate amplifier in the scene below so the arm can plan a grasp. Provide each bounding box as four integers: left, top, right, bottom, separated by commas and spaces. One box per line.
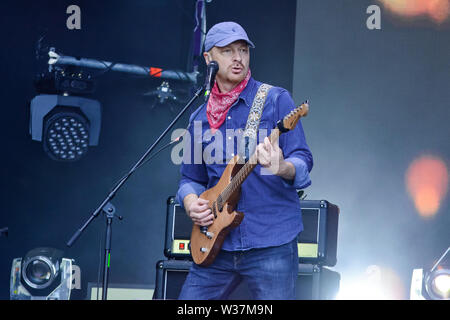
153, 259, 192, 300
153, 259, 340, 300
164, 197, 192, 259
296, 200, 339, 266
164, 197, 339, 266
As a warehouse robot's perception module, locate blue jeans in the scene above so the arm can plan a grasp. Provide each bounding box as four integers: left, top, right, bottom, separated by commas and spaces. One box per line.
178, 238, 298, 300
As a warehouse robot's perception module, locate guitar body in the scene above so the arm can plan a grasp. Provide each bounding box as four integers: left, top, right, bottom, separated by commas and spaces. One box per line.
190, 155, 244, 266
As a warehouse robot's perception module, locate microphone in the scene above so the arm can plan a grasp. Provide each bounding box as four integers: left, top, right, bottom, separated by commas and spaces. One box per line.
204, 61, 219, 102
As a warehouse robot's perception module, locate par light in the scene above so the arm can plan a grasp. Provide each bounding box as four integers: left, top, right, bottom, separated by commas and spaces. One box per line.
10, 247, 74, 300
410, 247, 450, 300
425, 268, 450, 300
30, 94, 101, 161
43, 107, 90, 161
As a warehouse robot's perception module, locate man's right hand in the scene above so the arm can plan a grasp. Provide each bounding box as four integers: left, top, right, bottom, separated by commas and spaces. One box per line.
183, 194, 214, 227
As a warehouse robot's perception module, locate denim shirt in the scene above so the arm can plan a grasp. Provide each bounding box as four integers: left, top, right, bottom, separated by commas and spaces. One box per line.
176, 77, 313, 251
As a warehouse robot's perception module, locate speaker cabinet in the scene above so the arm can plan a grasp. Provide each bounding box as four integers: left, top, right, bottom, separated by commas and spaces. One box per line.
153, 259, 340, 300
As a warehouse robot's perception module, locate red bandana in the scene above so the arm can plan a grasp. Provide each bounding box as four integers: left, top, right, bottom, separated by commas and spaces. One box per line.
206, 69, 251, 132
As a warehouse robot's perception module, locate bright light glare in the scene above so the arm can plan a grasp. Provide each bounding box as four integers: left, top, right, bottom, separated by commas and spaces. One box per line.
377, 0, 450, 24
433, 274, 450, 297
336, 265, 406, 300
336, 281, 388, 300
405, 155, 448, 218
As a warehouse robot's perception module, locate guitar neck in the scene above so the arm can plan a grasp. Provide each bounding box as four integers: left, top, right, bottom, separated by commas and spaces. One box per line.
220, 128, 281, 203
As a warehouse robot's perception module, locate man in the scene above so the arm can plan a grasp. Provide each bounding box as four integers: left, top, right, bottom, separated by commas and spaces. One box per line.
176, 21, 313, 300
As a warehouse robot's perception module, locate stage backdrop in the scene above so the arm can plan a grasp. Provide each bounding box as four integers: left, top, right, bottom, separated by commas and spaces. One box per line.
293, 0, 450, 299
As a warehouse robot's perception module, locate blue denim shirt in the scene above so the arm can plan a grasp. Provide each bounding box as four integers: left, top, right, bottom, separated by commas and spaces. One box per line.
176, 77, 313, 251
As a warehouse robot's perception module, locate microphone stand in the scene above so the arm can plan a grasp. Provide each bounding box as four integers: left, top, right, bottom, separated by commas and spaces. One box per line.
66, 84, 205, 300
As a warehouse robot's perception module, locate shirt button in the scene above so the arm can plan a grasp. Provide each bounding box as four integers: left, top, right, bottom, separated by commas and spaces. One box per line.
227, 116, 232, 120
231, 153, 235, 156
228, 136, 232, 140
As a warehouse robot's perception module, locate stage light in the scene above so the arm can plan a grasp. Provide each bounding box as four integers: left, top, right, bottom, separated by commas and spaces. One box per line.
425, 268, 450, 300
410, 247, 450, 300
10, 247, 74, 300
43, 109, 90, 161
411, 267, 450, 300
30, 94, 101, 161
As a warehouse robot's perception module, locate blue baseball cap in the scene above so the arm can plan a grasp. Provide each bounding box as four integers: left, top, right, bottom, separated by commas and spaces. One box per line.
204, 21, 255, 52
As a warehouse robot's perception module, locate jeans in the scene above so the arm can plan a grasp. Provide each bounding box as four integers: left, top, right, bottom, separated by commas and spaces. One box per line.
178, 238, 298, 300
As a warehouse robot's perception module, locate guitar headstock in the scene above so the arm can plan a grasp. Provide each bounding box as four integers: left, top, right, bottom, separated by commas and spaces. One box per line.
279, 100, 309, 132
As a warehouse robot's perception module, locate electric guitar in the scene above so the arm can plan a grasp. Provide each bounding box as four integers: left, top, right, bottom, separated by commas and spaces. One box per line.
190, 101, 309, 266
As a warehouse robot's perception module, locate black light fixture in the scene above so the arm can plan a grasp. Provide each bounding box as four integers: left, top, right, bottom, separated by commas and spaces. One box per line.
410, 247, 450, 300
10, 247, 74, 300
30, 49, 101, 162
29, 94, 101, 161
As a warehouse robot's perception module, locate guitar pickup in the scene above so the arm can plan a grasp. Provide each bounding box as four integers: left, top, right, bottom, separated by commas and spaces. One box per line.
200, 227, 214, 239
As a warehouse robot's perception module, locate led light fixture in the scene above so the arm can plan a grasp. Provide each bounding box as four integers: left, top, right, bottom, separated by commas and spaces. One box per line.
29, 94, 101, 161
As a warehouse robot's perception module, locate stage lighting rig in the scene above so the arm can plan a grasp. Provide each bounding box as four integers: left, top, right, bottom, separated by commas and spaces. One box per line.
410, 247, 450, 300
31, 41, 202, 161
10, 247, 74, 300
34, 67, 96, 96
30, 94, 101, 162
47, 48, 198, 84
47, 47, 200, 105
31, 45, 102, 162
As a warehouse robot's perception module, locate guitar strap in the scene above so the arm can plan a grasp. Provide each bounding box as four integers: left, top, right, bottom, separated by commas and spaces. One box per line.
238, 83, 273, 162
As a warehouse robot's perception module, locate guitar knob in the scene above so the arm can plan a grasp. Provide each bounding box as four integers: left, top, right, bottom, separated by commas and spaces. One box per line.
200, 247, 208, 253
